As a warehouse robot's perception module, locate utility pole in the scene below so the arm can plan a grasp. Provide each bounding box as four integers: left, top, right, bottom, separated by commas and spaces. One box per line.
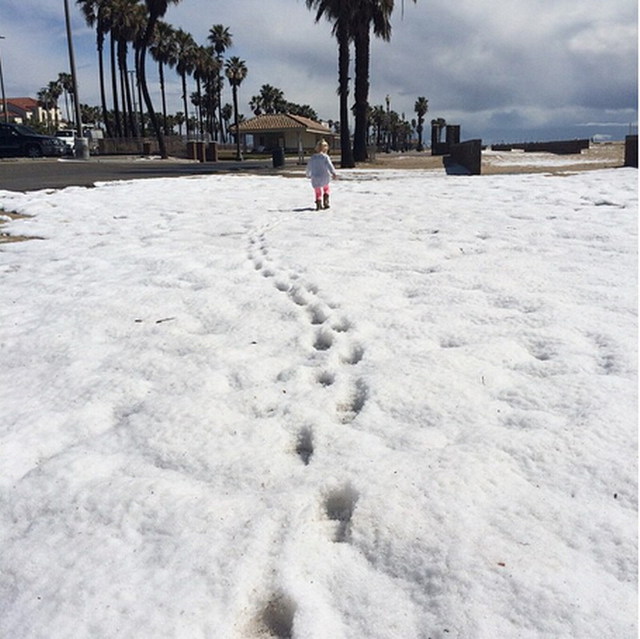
0, 36, 8, 123
63, 0, 89, 159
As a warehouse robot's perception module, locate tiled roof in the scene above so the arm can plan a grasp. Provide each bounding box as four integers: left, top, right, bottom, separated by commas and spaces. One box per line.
234, 113, 333, 134
5, 97, 39, 110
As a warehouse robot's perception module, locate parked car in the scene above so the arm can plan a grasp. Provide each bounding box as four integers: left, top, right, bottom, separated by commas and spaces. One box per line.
54, 128, 103, 155
0, 123, 67, 158
55, 129, 76, 154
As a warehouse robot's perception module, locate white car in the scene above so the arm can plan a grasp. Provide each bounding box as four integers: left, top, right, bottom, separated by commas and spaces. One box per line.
55, 130, 76, 154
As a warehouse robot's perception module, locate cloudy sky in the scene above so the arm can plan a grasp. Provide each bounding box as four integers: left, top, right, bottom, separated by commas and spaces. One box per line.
2, 0, 638, 143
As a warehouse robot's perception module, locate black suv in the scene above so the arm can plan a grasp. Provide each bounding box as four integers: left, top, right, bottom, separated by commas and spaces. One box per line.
0, 123, 66, 158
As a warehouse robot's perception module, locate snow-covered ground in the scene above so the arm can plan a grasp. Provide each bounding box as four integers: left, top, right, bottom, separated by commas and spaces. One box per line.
0, 166, 637, 638
482, 149, 615, 168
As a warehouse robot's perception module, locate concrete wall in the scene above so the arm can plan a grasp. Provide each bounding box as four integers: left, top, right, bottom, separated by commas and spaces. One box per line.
492, 140, 590, 154
98, 136, 188, 157
522, 139, 590, 154
445, 139, 482, 175
624, 135, 638, 167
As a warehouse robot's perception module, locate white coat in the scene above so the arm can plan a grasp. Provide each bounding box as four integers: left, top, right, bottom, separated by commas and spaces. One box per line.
306, 152, 337, 188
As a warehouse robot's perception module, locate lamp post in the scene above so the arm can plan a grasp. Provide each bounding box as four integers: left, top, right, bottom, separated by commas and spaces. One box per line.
0, 36, 8, 123
63, 0, 89, 159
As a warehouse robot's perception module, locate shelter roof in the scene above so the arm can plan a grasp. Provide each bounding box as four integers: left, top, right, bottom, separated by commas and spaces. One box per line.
233, 113, 333, 135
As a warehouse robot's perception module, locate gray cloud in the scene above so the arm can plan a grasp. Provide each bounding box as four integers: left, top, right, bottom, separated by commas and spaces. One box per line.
2, 0, 636, 142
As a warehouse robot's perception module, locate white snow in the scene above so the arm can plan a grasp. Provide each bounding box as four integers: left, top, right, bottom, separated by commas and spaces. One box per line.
0, 166, 637, 639
482, 149, 610, 168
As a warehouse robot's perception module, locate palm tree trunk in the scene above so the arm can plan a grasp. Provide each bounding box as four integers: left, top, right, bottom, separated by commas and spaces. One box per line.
181, 72, 190, 138
110, 34, 122, 137
353, 25, 370, 162
130, 48, 141, 138
97, 38, 112, 137
139, 24, 168, 158
118, 39, 136, 138
119, 59, 129, 137
232, 85, 241, 161
337, 22, 355, 169
217, 71, 225, 142
196, 76, 204, 139
138, 77, 145, 137
159, 61, 168, 135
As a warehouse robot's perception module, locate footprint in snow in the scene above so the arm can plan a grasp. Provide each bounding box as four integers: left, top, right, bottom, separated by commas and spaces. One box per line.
316, 370, 335, 387
307, 302, 330, 325
295, 427, 314, 465
274, 279, 290, 292
289, 285, 312, 307
313, 329, 334, 352
336, 378, 368, 424
324, 484, 359, 543
256, 593, 296, 639
340, 343, 364, 365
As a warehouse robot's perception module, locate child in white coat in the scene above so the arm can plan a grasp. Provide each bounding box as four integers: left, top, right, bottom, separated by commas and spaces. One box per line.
306, 139, 337, 210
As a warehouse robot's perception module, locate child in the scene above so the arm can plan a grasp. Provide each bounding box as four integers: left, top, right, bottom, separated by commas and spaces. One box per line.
306, 139, 337, 210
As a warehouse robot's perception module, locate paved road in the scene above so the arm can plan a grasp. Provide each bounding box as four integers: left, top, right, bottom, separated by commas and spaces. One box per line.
0, 156, 278, 192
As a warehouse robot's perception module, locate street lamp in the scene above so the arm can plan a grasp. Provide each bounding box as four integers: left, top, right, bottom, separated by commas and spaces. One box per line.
0, 36, 8, 123
63, 0, 89, 159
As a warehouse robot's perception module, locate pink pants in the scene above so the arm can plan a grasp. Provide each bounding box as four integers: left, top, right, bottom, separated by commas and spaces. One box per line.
314, 185, 330, 199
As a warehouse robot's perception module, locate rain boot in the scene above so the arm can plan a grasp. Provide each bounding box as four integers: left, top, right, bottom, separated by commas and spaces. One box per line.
315, 199, 323, 211
323, 193, 330, 209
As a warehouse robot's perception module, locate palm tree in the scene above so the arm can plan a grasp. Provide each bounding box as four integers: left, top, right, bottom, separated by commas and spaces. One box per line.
305, 0, 355, 168
208, 24, 232, 142
92, 0, 141, 138
47, 80, 63, 130
37, 87, 54, 133
77, 0, 113, 137
173, 111, 185, 135
137, 0, 183, 158
174, 29, 196, 138
370, 104, 386, 148
202, 47, 222, 138
352, 0, 390, 161
80, 104, 101, 125
351, 0, 417, 162
150, 21, 178, 136
104, 6, 123, 136
414, 96, 428, 151
112, 0, 145, 138
249, 84, 286, 115
221, 103, 232, 138
192, 45, 218, 139
225, 56, 247, 161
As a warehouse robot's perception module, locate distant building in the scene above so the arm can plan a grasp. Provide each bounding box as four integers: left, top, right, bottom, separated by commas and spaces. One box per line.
230, 113, 336, 155
0, 97, 62, 126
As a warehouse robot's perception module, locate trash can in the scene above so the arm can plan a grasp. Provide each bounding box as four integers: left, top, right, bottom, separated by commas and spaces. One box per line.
272, 147, 285, 168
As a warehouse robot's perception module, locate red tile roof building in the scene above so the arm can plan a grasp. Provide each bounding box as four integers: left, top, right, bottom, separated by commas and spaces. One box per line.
0, 97, 61, 125
231, 113, 336, 154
